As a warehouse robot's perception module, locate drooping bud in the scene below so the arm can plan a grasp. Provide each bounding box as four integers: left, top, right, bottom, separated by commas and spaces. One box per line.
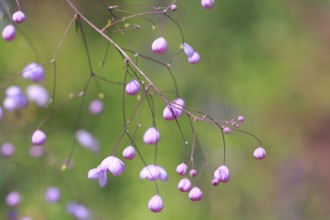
151, 37, 167, 54
176, 163, 188, 175
201, 0, 215, 9
214, 165, 230, 183
22, 63, 45, 82
189, 187, 203, 201
188, 52, 200, 64
32, 130, 46, 145
125, 79, 140, 96
2, 24, 16, 41
148, 195, 163, 213
26, 84, 49, 107
12, 11, 26, 23
178, 178, 192, 192
143, 127, 160, 145
122, 145, 136, 160
89, 99, 104, 115
183, 43, 195, 57
253, 147, 266, 160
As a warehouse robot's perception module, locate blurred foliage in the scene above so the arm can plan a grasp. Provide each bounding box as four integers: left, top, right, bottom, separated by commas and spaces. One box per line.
1, 0, 330, 219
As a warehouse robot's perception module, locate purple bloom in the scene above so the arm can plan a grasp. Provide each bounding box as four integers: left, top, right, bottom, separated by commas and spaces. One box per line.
3, 86, 28, 111
29, 145, 44, 158
223, 127, 231, 134
26, 84, 49, 107
22, 63, 45, 82
163, 98, 185, 120
143, 127, 160, 145
140, 164, 168, 182
2, 24, 16, 41
214, 165, 230, 183
125, 79, 140, 96
66, 201, 91, 220
88, 166, 107, 187
183, 43, 195, 57
178, 178, 192, 192
253, 147, 266, 160
176, 163, 188, 175
189, 187, 203, 201
151, 37, 167, 54
100, 156, 125, 176
76, 129, 100, 152
122, 145, 136, 160
45, 186, 61, 203
170, 4, 177, 11
188, 52, 200, 64
12, 11, 26, 23
6, 191, 21, 207
88, 99, 103, 115
148, 195, 163, 213
1, 142, 14, 157
32, 129, 46, 145
201, 0, 215, 9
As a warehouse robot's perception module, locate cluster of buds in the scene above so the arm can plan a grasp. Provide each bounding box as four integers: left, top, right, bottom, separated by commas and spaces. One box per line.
2, 10, 26, 41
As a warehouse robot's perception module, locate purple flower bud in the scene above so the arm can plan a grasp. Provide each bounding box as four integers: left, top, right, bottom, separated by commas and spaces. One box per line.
237, 115, 244, 122
189, 169, 197, 177
89, 99, 103, 115
32, 130, 46, 145
76, 129, 100, 152
201, 0, 215, 9
163, 98, 185, 120
148, 195, 163, 213
26, 84, 49, 107
29, 145, 44, 158
176, 163, 188, 175
45, 186, 61, 203
189, 187, 203, 201
100, 156, 125, 176
212, 178, 220, 186
151, 37, 167, 54
66, 201, 90, 220
22, 63, 45, 82
183, 43, 195, 57
122, 145, 136, 160
143, 127, 160, 145
3, 86, 28, 111
88, 166, 107, 187
12, 11, 26, 23
188, 52, 200, 64
178, 178, 192, 192
1, 142, 14, 157
170, 4, 177, 11
125, 79, 140, 96
253, 147, 266, 160
214, 165, 230, 183
223, 127, 231, 134
2, 24, 16, 41
6, 191, 21, 207
140, 164, 168, 182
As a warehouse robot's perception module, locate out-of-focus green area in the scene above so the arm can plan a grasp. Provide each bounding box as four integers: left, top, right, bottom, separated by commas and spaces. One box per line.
1, 0, 330, 219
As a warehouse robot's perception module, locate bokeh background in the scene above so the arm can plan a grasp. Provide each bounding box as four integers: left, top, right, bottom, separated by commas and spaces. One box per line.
1, 0, 330, 219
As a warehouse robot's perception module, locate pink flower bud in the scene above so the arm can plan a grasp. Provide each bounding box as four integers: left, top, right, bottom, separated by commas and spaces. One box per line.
122, 145, 136, 160
32, 130, 46, 145
89, 99, 103, 114
212, 178, 220, 186
22, 63, 45, 82
188, 52, 200, 64
237, 115, 244, 122
163, 98, 185, 120
189, 187, 203, 201
6, 191, 21, 207
253, 147, 266, 160
178, 178, 192, 192
100, 156, 125, 176
2, 24, 16, 41
223, 127, 231, 134
176, 163, 188, 175
170, 4, 177, 11
12, 11, 26, 23
148, 195, 163, 213
143, 127, 160, 145
26, 84, 49, 107
201, 0, 215, 9
45, 186, 61, 203
214, 165, 230, 183
189, 169, 197, 177
125, 79, 140, 96
151, 37, 167, 54
1, 142, 14, 157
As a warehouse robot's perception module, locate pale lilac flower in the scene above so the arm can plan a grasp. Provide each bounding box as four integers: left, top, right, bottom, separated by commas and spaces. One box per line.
253, 147, 266, 160
12, 11, 26, 23
22, 63, 45, 82
125, 79, 140, 96
3, 86, 28, 111
2, 24, 16, 41
183, 43, 195, 57
89, 99, 103, 114
76, 130, 100, 152
148, 195, 163, 213
29, 145, 44, 158
223, 127, 231, 134
176, 163, 188, 175
170, 4, 177, 11
32, 129, 46, 145
189, 169, 197, 177
201, 0, 215, 9
143, 127, 160, 145
188, 52, 200, 64
122, 145, 136, 160
189, 187, 203, 201
100, 156, 125, 176
178, 178, 192, 192
6, 191, 21, 207
26, 84, 49, 107
1, 142, 14, 157
140, 164, 168, 182
88, 166, 107, 187
163, 98, 185, 120
66, 201, 90, 220
151, 37, 167, 54
237, 115, 244, 123
214, 165, 230, 183
45, 186, 61, 203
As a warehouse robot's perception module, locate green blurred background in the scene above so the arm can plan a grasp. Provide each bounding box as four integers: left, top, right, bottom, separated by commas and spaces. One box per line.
1, 0, 330, 219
